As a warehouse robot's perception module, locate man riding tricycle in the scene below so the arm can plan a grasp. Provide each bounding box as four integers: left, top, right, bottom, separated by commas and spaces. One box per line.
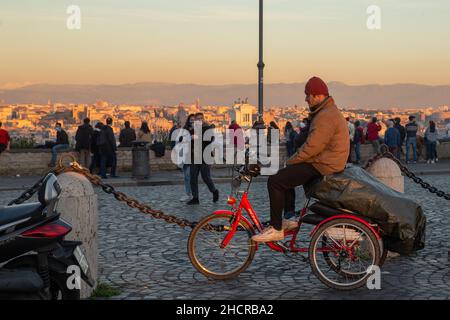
188, 78, 386, 290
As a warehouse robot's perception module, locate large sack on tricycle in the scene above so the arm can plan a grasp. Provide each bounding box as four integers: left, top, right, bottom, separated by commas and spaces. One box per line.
305, 166, 426, 255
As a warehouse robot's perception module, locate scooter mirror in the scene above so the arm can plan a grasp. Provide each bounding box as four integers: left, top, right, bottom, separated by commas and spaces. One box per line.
38, 174, 61, 205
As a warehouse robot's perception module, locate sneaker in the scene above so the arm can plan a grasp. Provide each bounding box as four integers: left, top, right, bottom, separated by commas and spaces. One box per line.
431, 160, 435, 164
436, 158, 439, 162
282, 219, 299, 231
213, 190, 219, 203
251, 226, 284, 243
427, 160, 431, 164
187, 198, 199, 205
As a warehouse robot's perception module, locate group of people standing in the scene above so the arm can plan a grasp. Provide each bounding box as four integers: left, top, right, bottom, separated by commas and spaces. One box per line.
48, 118, 167, 178
346, 115, 441, 164
72, 117, 118, 178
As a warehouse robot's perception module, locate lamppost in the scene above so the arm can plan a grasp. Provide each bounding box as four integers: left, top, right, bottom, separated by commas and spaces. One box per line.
257, 0, 265, 123
255, 0, 266, 161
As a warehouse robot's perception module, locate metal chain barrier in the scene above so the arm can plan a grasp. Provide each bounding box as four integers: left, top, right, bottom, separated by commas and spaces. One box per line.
364, 145, 450, 201
8, 155, 220, 230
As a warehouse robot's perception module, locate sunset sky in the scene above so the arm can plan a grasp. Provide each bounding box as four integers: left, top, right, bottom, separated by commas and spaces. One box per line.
1, 0, 450, 86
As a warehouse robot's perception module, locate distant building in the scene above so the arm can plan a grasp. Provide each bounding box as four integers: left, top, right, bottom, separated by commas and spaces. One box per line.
230, 101, 256, 128
0, 106, 13, 121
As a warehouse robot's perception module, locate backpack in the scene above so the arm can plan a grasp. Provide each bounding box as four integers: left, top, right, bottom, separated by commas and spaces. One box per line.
150, 142, 165, 157
96, 128, 107, 146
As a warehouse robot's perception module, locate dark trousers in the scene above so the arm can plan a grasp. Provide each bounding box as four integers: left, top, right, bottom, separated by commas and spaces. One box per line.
100, 153, 117, 177
190, 164, 217, 199
89, 153, 100, 173
426, 141, 437, 161
268, 163, 322, 230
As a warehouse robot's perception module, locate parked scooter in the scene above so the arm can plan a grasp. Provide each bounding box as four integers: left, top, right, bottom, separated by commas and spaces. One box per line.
0, 173, 93, 299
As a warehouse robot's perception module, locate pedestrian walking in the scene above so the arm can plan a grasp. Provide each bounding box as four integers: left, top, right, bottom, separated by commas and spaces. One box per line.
187, 113, 219, 205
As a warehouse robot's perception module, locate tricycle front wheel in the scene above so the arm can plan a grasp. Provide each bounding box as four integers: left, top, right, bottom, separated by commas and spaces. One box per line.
188, 213, 256, 280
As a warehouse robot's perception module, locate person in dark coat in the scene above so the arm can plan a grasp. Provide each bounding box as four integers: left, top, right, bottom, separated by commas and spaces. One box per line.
75, 118, 93, 168
48, 122, 70, 167
394, 117, 406, 158
119, 121, 136, 147
99, 117, 118, 178
89, 122, 103, 174
187, 113, 219, 205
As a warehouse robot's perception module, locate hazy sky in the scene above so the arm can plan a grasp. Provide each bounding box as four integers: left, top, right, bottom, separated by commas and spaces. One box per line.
1, 0, 450, 86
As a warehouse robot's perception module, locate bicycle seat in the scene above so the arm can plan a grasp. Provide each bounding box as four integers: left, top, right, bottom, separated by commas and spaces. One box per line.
0, 203, 44, 229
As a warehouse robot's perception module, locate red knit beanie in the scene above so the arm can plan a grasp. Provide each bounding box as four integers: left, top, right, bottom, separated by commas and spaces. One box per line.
305, 77, 329, 96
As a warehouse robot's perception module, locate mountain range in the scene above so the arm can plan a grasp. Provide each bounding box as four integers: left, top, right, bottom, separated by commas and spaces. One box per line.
1, 82, 449, 109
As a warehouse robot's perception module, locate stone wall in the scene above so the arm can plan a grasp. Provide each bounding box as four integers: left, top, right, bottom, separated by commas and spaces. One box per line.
1, 142, 450, 176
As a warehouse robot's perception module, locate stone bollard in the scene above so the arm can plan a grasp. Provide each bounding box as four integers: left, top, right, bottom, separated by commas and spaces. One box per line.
367, 157, 404, 193
56, 171, 98, 298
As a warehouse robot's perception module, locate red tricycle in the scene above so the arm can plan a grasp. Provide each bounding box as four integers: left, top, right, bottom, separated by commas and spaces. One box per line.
188, 165, 386, 290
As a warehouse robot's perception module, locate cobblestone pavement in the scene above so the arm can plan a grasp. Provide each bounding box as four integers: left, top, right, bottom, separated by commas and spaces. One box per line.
1, 174, 449, 300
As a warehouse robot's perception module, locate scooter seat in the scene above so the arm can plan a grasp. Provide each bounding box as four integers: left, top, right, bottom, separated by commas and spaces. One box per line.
0, 203, 43, 229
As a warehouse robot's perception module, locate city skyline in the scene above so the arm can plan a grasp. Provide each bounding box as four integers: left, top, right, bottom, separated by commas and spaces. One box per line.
1, 0, 450, 86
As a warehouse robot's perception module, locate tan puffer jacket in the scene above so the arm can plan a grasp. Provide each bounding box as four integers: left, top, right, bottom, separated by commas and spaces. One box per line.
286, 96, 349, 175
